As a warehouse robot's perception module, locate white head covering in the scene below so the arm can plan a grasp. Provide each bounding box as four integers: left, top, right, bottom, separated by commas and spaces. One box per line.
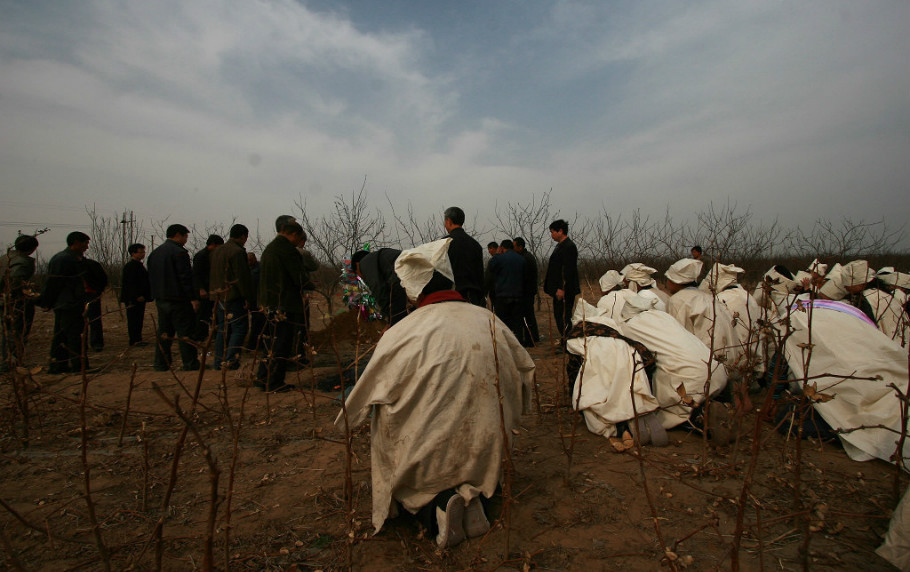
763, 266, 800, 295
703, 262, 743, 292
808, 259, 828, 277
620, 263, 657, 288
794, 270, 812, 286
665, 258, 703, 285
620, 292, 657, 321
571, 297, 617, 328
598, 270, 624, 293
876, 267, 910, 289
394, 238, 455, 300
840, 260, 874, 287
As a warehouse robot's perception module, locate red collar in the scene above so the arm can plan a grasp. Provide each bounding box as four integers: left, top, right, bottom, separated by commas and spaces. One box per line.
417, 290, 465, 308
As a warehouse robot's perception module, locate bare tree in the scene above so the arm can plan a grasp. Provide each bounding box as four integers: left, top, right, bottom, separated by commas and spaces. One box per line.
785, 216, 905, 259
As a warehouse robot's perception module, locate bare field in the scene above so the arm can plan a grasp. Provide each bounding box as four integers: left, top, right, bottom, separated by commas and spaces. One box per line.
0, 291, 904, 571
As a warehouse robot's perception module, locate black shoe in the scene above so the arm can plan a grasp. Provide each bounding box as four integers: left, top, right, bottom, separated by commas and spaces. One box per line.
153, 364, 170, 372
47, 366, 71, 375
181, 362, 201, 371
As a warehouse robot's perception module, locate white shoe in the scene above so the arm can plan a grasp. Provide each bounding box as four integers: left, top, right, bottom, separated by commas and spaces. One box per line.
435, 494, 466, 548
463, 498, 490, 538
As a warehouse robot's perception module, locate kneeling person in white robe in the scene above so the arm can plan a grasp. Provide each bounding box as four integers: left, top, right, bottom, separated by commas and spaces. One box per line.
566, 298, 665, 446
335, 238, 535, 548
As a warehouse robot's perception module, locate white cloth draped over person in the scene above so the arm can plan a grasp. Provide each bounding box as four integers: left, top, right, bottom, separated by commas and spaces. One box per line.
782, 299, 910, 467
566, 299, 658, 438
334, 279, 534, 534
578, 295, 728, 430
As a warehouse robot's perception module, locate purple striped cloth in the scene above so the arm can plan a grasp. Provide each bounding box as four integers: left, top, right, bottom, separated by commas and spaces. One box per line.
790, 299, 877, 327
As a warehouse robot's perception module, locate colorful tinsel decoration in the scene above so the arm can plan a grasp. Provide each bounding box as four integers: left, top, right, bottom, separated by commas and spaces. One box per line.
340, 255, 384, 321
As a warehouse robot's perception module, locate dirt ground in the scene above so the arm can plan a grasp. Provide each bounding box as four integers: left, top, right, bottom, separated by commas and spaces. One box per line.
0, 291, 906, 571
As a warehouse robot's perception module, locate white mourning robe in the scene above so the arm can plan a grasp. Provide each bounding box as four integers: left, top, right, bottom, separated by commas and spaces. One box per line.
877, 485, 910, 571
666, 287, 743, 368
863, 287, 908, 347
335, 300, 534, 533
717, 286, 763, 374
620, 309, 728, 429
566, 302, 658, 438
783, 302, 910, 466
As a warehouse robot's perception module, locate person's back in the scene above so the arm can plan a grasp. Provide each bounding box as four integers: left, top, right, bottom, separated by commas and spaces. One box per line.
443, 207, 484, 306
147, 239, 194, 301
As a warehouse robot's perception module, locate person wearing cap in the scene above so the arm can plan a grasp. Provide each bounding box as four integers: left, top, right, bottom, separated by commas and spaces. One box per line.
544, 219, 580, 347
336, 238, 534, 549
564, 297, 666, 448
703, 262, 763, 380
443, 206, 485, 307
1, 234, 39, 371
148, 224, 200, 372
862, 267, 908, 346
192, 234, 224, 339
594, 269, 632, 315
592, 293, 731, 441
513, 237, 540, 345
621, 262, 667, 312
665, 258, 741, 368
818, 260, 877, 323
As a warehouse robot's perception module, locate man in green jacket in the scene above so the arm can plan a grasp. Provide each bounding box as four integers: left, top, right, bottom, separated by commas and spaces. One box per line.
210, 224, 254, 371
256, 221, 307, 392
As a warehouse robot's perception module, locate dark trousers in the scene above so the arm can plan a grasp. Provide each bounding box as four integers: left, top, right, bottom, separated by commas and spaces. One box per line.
494, 296, 525, 342
86, 298, 104, 350
552, 294, 576, 344
521, 295, 540, 346
214, 299, 248, 368
246, 308, 267, 351
195, 299, 215, 340
2, 301, 35, 368
49, 308, 87, 373
154, 300, 199, 370
257, 311, 304, 388
126, 301, 146, 345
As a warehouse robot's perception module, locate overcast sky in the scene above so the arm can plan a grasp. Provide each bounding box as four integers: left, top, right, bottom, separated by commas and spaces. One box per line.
1, 0, 908, 251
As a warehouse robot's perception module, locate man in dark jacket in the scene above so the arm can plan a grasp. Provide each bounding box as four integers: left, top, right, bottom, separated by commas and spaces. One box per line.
351, 248, 408, 327
209, 224, 254, 370
40, 232, 91, 374
513, 237, 539, 346
489, 239, 527, 342
83, 257, 108, 351
256, 221, 307, 392
443, 207, 485, 307
192, 234, 224, 339
120, 243, 151, 347
1, 234, 39, 370
147, 224, 200, 371
544, 219, 580, 347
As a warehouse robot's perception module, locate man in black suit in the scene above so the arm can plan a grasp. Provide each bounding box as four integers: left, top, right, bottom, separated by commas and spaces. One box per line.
121, 243, 152, 346
543, 219, 579, 347
443, 206, 485, 307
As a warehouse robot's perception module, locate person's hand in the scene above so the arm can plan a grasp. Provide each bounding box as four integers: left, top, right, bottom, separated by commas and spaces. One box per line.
556, 288, 565, 301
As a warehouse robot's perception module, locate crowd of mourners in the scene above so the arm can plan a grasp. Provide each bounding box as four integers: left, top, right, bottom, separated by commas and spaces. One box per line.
1, 207, 908, 564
